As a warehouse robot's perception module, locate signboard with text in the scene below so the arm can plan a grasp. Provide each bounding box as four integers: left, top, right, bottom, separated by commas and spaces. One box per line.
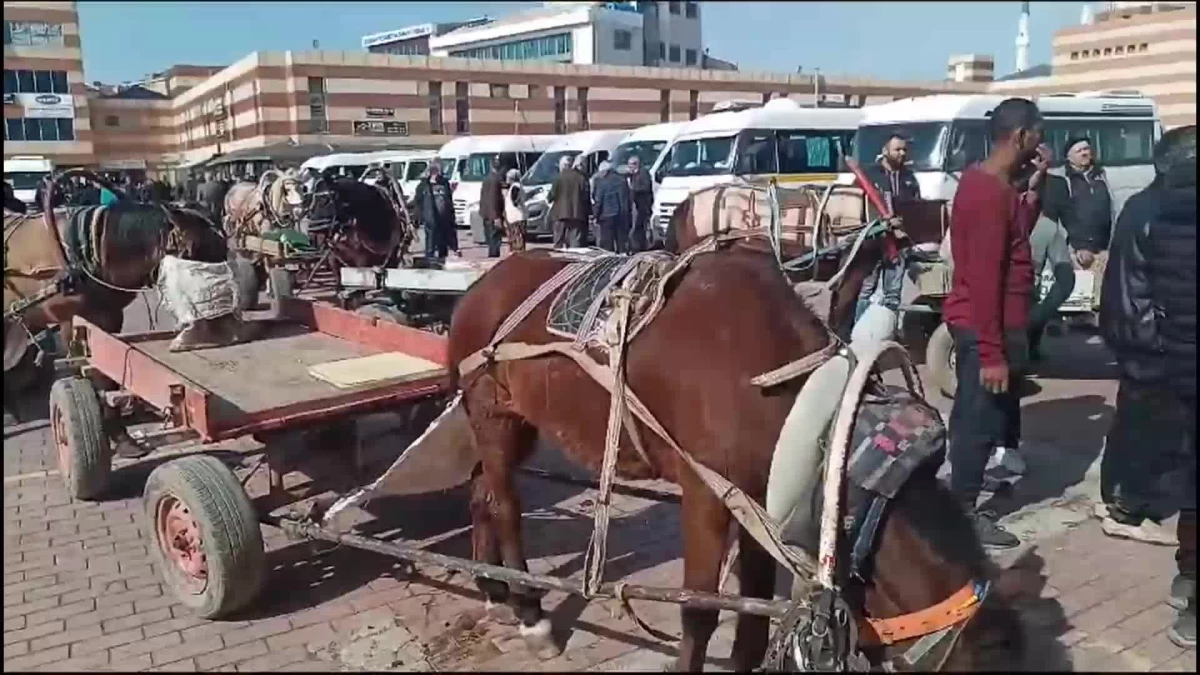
365, 107, 395, 118
353, 120, 409, 137
6, 92, 75, 119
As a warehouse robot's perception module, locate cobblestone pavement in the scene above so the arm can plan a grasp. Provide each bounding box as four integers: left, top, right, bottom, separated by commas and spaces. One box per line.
4, 238, 1194, 672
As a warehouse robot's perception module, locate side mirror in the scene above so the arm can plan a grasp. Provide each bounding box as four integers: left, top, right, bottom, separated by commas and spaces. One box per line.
654, 166, 665, 183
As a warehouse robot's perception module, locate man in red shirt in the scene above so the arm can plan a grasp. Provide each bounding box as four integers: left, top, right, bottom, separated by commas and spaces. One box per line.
943, 98, 1050, 549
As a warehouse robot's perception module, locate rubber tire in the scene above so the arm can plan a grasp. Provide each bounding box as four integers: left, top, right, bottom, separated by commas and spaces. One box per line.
926, 322, 957, 398
357, 302, 410, 326
143, 455, 266, 619
267, 266, 294, 300
49, 377, 112, 501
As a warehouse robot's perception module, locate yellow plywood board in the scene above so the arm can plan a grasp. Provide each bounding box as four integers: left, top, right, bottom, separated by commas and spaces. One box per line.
307, 352, 446, 389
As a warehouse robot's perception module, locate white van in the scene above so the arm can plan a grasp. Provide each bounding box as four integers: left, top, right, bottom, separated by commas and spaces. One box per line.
299, 152, 377, 180
4, 155, 54, 206
609, 121, 687, 195
651, 100, 863, 240
849, 91, 1162, 216
521, 129, 631, 238
359, 149, 437, 202
434, 135, 557, 230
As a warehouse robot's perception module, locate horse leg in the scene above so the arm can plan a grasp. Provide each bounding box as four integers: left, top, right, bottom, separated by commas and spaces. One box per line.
469, 467, 512, 615
676, 478, 733, 672
467, 405, 553, 654
730, 526, 776, 671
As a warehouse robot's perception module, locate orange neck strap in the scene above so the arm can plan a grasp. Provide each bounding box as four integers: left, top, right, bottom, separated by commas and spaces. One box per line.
857, 579, 986, 647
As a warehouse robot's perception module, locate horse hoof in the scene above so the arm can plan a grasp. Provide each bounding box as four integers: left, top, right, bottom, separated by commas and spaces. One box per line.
519, 619, 561, 660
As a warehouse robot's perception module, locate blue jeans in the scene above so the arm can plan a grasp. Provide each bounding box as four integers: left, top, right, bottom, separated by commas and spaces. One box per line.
855, 255, 905, 323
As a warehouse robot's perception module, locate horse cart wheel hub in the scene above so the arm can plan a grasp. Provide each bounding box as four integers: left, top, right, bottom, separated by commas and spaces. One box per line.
52, 406, 70, 482
156, 496, 209, 594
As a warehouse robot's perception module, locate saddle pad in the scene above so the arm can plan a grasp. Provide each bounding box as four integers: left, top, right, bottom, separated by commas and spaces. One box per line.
846, 386, 946, 499
308, 352, 446, 389
545, 254, 627, 339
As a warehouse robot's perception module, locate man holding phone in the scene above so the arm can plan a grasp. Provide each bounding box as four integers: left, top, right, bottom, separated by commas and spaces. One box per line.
943, 98, 1049, 549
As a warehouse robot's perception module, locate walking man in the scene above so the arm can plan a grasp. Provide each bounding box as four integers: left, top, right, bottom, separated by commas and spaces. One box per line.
1097, 125, 1196, 649
479, 158, 506, 258
413, 163, 458, 261
502, 168, 527, 253
625, 155, 654, 251
1055, 137, 1116, 314
592, 161, 632, 253
548, 155, 590, 249
855, 134, 922, 323
943, 98, 1048, 550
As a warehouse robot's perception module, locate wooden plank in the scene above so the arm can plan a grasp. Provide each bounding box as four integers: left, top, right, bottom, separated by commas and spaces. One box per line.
307, 352, 446, 389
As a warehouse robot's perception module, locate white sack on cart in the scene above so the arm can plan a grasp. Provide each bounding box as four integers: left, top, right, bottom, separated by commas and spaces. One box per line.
322, 392, 478, 533
158, 255, 243, 325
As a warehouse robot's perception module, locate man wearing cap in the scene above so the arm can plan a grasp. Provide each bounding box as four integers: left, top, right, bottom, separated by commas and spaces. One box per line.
591, 160, 632, 253
1045, 137, 1115, 314
547, 154, 590, 249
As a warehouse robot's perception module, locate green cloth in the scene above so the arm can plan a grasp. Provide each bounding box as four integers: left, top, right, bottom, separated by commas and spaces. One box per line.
261, 228, 314, 250
99, 188, 118, 206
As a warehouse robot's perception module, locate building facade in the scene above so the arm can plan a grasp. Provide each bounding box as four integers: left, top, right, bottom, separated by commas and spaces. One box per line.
3, 0, 94, 165
362, 18, 493, 57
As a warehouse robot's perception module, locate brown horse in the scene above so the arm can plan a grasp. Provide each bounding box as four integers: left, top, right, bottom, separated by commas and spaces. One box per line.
442, 189, 1028, 670
4, 172, 227, 392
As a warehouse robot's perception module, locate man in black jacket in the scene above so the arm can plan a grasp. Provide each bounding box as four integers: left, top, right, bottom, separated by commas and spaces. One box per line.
855, 134, 922, 323
625, 155, 654, 252
1044, 137, 1115, 312
478, 158, 506, 258
1098, 125, 1196, 648
413, 162, 458, 260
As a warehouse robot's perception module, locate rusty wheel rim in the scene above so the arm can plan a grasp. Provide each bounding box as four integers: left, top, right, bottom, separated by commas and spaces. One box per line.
52, 404, 71, 485
155, 496, 209, 595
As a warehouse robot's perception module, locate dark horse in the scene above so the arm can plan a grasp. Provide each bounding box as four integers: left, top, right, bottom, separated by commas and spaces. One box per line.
4, 170, 228, 395
443, 186, 1029, 670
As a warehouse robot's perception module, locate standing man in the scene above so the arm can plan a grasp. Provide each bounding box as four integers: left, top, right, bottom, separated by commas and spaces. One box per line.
855, 134, 923, 323
1026, 172, 1078, 362
548, 155, 590, 249
943, 98, 1048, 550
478, 158, 506, 258
592, 161, 632, 253
198, 172, 227, 224
1097, 126, 1195, 649
625, 155, 654, 252
1055, 137, 1115, 315
413, 163, 458, 261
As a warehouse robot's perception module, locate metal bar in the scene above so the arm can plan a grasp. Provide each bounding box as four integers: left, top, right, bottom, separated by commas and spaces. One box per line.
262, 514, 792, 618
517, 467, 681, 505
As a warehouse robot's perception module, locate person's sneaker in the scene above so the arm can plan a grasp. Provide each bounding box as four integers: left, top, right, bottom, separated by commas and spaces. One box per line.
1101, 516, 1179, 546
1168, 602, 1196, 649
1092, 502, 1110, 520
992, 446, 1027, 475
971, 510, 1021, 549
1169, 575, 1197, 611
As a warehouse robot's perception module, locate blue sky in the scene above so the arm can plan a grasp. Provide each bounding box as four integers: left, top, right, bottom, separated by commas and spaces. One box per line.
77, 1, 1089, 85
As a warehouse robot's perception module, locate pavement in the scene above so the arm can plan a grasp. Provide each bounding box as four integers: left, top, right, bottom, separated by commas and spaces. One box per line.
3, 235, 1194, 672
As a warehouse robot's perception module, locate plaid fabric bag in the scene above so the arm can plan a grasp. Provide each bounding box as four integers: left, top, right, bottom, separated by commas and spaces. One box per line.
846, 386, 946, 498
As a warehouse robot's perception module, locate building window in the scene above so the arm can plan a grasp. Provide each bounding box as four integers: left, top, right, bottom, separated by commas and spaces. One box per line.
614, 29, 633, 51
660, 89, 670, 122
1138, 42, 1148, 52
455, 82, 470, 134
5, 117, 73, 142
762, 91, 772, 104
371, 41, 427, 56
1092, 49, 1100, 56
3, 69, 69, 94
104, 115, 119, 127
3, 21, 65, 48
1114, 45, 1124, 55
669, 44, 680, 63
658, 43, 666, 60
685, 1, 698, 18
668, 1, 681, 15
307, 76, 328, 133
428, 81, 443, 134
685, 49, 697, 66
448, 32, 572, 62
1070, 51, 1079, 60
1103, 47, 1112, 56
490, 83, 509, 99
528, 83, 542, 100
578, 87, 590, 131
553, 86, 566, 134
688, 90, 698, 121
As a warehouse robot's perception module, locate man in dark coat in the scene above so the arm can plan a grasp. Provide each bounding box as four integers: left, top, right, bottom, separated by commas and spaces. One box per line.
1097, 125, 1196, 648
548, 155, 591, 249
1043, 136, 1115, 313
478, 158, 506, 258
625, 155, 654, 251
413, 162, 458, 260
855, 134, 923, 323
592, 161, 632, 253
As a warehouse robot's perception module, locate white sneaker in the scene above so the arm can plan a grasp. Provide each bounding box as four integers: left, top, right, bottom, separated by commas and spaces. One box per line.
987, 446, 1027, 476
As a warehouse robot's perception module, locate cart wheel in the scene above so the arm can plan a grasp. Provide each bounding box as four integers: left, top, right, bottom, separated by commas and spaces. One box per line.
144, 455, 266, 619
268, 266, 294, 300
49, 377, 112, 501
926, 322, 957, 398
357, 302, 411, 326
